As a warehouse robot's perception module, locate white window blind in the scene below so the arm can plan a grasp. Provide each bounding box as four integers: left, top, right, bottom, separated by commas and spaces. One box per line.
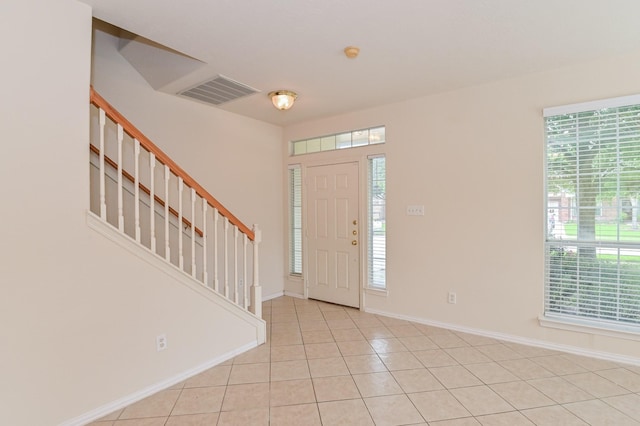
289, 165, 302, 275
544, 96, 640, 330
368, 156, 386, 289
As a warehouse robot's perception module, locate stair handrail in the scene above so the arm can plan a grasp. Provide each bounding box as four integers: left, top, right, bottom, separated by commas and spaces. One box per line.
89, 87, 254, 241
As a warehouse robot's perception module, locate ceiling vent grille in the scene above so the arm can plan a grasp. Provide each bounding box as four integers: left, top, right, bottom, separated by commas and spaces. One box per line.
178, 75, 259, 105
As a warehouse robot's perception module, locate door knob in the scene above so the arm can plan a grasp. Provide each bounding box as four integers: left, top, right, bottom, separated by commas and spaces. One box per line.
353, 220, 358, 225
352, 240, 358, 245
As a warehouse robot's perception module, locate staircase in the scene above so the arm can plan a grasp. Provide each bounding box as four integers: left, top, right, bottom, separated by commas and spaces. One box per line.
88, 87, 264, 320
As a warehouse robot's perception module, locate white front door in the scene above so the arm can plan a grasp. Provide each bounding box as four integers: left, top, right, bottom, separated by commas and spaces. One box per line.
306, 162, 360, 308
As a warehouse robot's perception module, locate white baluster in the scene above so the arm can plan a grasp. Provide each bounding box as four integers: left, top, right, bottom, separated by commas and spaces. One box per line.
224, 217, 229, 298
178, 177, 184, 270
202, 202, 208, 286
117, 124, 124, 232
134, 139, 141, 243
149, 153, 156, 253
243, 233, 248, 309
164, 165, 170, 261
250, 225, 262, 318
213, 208, 219, 292
98, 109, 106, 220
234, 225, 239, 305
191, 188, 196, 278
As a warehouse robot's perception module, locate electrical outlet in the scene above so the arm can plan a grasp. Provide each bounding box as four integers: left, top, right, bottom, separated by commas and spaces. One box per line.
448, 292, 457, 304
156, 334, 167, 352
407, 205, 425, 216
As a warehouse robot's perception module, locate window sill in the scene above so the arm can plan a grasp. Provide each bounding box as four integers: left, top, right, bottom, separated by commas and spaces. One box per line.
365, 287, 388, 297
538, 314, 640, 342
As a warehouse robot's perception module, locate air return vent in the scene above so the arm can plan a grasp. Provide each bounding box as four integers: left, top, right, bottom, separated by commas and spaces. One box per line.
178, 75, 259, 105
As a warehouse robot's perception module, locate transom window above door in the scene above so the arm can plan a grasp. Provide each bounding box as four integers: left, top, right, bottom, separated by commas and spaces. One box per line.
290, 126, 385, 156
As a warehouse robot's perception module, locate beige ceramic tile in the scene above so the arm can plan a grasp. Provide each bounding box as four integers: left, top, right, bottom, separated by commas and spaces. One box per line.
336, 340, 375, 356
270, 332, 303, 346
297, 312, 325, 322
299, 320, 329, 331
227, 362, 270, 385
269, 378, 315, 406
270, 359, 310, 381
387, 324, 423, 337
445, 347, 492, 365
531, 355, 588, 375
359, 327, 395, 339
449, 385, 513, 416
352, 371, 403, 397
114, 418, 167, 426
597, 368, 640, 392
413, 349, 459, 368
429, 333, 469, 349
270, 344, 306, 362
322, 310, 350, 320
368, 338, 409, 353
301, 329, 335, 344
499, 359, 555, 380
343, 354, 387, 374
318, 398, 374, 425
475, 344, 523, 362
221, 383, 270, 411
464, 362, 519, 384
430, 418, 481, 425
304, 342, 341, 359
217, 408, 269, 426
164, 412, 219, 426
364, 394, 425, 426
474, 411, 535, 425
330, 328, 366, 342
429, 365, 483, 389
95, 409, 123, 421
313, 375, 361, 402
603, 393, 640, 421
119, 389, 181, 419
563, 372, 629, 398
490, 381, 555, 409
455, 333, 499, 346
564, 399, 638, 426
521, 405, 589, 426
378, 351, 423, 371
183, 365, 231, 388
502, 343, 558, 358
352, 317, 385, 328
527, 377, 593, 404
233, 345, 271, 364
307, 356, 350, 378
408, 390, 471, 422
398, 336, 438, 351
271, 313, 298, 323
271, 322, 300, 332
270, 403, 321, 426
392, 368, 444, 393
562, 354, 621, 371
172, 386, 225, 416
326, 318, 357, 330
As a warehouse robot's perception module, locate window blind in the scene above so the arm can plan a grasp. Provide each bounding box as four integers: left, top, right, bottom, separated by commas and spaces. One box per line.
544, 98, 640, 330
368, 156, 386, 289
289, 166, 302, 275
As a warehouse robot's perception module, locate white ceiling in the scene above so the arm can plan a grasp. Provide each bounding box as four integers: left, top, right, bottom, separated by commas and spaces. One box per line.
82, 0, 640, 126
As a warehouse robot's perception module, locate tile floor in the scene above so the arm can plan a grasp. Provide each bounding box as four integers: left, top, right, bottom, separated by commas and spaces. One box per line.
91, 296, 640, 425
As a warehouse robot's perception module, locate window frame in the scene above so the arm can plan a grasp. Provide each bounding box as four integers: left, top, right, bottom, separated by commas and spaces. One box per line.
288, 164, 302, 277
367, 154, 387, 291
543, 94, 640, 337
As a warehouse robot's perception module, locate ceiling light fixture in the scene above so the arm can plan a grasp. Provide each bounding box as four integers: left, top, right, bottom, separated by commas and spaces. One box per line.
344, 46, 360, 59
268, 90, 297, 110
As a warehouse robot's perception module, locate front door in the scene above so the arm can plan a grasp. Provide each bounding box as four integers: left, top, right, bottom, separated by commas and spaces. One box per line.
306, 162, 360, 308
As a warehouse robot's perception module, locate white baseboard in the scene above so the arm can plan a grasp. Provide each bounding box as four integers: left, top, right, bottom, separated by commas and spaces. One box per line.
364, 307, 640, 367
263, 291, 285, 301
284, 291, 304, 299
60, 341, 257, 426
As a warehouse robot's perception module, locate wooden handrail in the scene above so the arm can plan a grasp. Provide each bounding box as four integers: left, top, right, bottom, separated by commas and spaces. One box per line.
90, 87, 255, 241
89, 144, 204, 238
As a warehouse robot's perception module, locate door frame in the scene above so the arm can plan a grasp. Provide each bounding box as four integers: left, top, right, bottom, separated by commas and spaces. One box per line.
287, 145, 384, 311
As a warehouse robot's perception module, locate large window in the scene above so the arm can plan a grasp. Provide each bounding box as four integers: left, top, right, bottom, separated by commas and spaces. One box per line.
289, 165, 302, 275
544, 95, 640, 331
291, 126, 385, 156
368, 156, 386, 289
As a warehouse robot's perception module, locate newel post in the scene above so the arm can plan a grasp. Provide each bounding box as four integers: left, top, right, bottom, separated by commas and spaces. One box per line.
249, 224, 262, 318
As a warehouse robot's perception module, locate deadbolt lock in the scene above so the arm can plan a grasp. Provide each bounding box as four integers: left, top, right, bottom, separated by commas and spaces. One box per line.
353, 220, 358, 225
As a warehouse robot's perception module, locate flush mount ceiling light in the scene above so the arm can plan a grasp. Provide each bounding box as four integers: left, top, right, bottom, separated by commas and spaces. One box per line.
268, 90, 297, 110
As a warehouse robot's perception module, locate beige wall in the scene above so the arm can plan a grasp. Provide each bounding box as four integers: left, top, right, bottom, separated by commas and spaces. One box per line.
91, 25, 285, 299
284, 50, 640, 361
0, 1, 267, 425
